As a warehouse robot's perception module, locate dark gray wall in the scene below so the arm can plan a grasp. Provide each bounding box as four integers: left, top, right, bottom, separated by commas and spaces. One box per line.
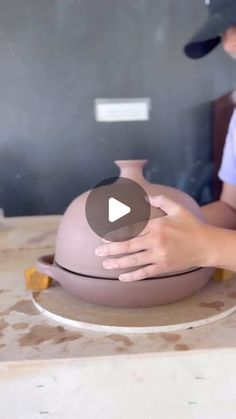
1, 0, 236, 216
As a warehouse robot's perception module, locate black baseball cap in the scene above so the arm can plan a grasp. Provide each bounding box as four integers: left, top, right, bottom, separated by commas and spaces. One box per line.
184, 0, 236, 59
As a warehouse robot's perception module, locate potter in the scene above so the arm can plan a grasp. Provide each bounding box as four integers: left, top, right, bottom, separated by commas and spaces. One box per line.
96, 0, 236, 283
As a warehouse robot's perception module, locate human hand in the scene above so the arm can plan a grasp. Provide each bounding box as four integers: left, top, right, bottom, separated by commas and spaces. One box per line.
95, 195, 214, 282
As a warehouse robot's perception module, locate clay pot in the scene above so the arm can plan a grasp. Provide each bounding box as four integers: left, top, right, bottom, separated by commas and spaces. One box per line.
37, 160, 214, 308
37, 255, 214, 308
55, 160, 205, 279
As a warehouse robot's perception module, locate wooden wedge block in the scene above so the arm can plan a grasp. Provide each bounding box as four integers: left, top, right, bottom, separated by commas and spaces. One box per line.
24, 267, 52, 290
212, 269, 234, 282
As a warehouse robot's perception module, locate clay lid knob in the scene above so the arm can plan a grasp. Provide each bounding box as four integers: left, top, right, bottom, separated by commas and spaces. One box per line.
115, 160, 148, 183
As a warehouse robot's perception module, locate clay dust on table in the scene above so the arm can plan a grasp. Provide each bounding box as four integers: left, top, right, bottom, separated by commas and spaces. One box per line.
18, 324, 82, 347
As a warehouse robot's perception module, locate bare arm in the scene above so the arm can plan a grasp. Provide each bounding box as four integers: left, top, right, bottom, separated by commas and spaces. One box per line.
201, 182, 236, 272
202, 183, 236, 229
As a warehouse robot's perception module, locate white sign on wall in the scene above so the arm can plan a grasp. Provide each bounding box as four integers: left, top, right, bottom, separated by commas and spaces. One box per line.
95, 98, 151, 122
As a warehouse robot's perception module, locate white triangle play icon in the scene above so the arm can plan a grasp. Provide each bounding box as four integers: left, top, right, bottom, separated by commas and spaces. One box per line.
108, 198, 131, 223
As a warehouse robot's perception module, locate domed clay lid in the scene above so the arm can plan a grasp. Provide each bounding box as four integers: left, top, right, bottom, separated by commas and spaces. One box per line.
55, 160, 204, 279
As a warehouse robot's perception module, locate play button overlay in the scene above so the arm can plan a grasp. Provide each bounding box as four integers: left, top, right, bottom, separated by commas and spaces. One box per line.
85, 176, 151, 242
108, 198, 131, 223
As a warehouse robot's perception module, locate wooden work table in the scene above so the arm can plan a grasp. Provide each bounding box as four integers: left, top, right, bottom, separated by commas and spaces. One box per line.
1, 215, 236, 418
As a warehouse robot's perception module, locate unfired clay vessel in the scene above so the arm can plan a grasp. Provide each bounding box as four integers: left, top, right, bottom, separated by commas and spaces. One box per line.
37, 160, 214, 308
55, 160, 205, 278
37, 255, 213, 308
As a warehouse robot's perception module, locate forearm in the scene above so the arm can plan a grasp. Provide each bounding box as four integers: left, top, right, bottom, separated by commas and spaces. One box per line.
201, 198, 236, 272
202, 200, 236, 229
205, 225, 236, 272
